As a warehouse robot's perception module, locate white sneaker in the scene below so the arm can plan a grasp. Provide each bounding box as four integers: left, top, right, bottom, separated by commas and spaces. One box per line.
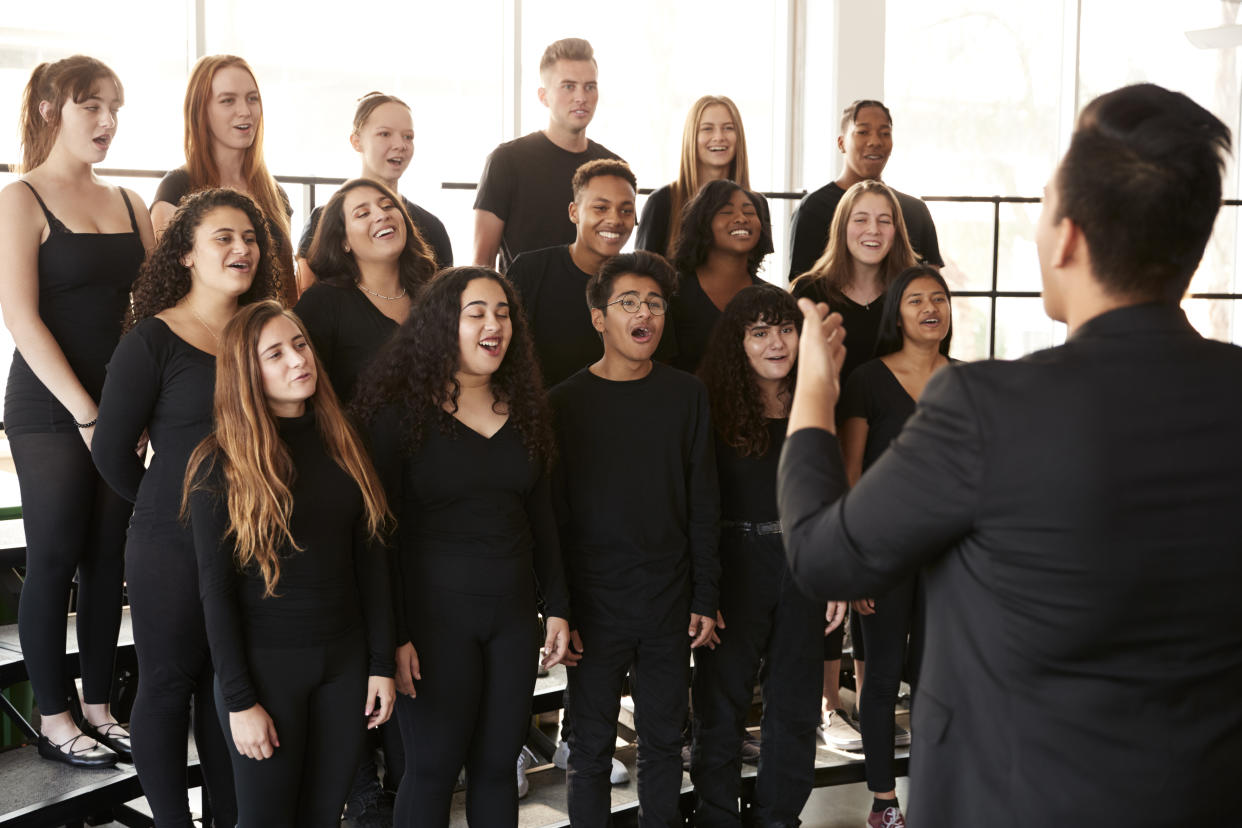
819, 708, 864, 751
517, 746, 536, 799
551, 740, 630, 784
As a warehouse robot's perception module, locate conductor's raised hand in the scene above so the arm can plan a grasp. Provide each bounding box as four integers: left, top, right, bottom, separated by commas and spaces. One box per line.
395, 642, 421, 698
789, 299, 847, 435
229, 703, 279, 761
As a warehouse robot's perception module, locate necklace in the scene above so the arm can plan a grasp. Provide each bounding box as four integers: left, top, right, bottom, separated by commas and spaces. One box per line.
187, 306, 221, 343
358, 282, 407, 301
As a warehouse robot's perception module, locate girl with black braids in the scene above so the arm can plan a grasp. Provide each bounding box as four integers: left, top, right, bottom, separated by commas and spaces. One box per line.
92, 188, 282, 828
691, 284, 845, 828
353, 266, 570, 827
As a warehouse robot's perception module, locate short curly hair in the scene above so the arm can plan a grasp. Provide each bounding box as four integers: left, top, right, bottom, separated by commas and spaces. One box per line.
126, 188, 284, 331
671, 179, 773, 277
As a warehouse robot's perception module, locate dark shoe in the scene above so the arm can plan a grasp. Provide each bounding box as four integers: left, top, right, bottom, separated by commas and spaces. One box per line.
37, 732, 117, 768
81, 721, 132, 762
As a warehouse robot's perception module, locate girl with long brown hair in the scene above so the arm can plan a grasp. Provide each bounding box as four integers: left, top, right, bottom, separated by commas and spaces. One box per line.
92, 188, 282, 825
637, 94, 762, 259
184, 300, 394, 827
150, 55, 297, 306
0, 55, 153, 768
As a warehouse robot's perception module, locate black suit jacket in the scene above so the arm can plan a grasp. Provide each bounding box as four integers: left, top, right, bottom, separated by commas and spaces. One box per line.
778, 303, 1242, 827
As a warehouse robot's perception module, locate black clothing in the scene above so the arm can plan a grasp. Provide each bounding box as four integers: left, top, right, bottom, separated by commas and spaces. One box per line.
369, 412, 568, 825
508, 245, 600, 388
297, 196, 453, 270
474, 132, 621, 272
190, 411, 394, 827
9, 182, 141, 719
154, 167, 297, 306
636, 184, 773, 262
839, 359, 926, 793
791, 278, 884, 390
778, 304, 1242, 827
668, 272, 762, 375
787, 182, 942, 282
549, 364, 720, 631
293, 282, 399, 403
92, 317, 237, 828
691, 421, 824, 826
550, 363, 719, 826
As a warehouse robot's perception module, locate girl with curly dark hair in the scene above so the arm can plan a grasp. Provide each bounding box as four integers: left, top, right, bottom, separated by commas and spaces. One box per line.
353, 266, 570, 827
668, 178, 774, 373
293, 177, 436, 405
692, 283, 845, 828
91, 188, 281, 827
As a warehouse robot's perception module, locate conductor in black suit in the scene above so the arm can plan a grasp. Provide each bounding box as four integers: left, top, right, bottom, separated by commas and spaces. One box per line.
777, 83, 1242, 827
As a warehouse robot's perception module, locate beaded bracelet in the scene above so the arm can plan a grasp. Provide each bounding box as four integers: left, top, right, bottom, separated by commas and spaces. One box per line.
74, 418, 97, 429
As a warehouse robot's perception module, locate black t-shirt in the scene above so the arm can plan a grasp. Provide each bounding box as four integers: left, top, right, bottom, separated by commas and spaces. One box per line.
368, 410, 570, 643
190, 410, 395, 712
549, 363, 720, 631
716, 418, 786, 523
474, 132, 621, 272
791, 278, 884, 388
669, 272, 762, 375
508, 245, 602, 389
293, 281, 399, 403
788, 181, 942, 281
297, 195, 453, 271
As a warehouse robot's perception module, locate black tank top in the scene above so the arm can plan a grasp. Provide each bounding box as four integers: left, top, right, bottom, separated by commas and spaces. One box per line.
3, 182, 145, 435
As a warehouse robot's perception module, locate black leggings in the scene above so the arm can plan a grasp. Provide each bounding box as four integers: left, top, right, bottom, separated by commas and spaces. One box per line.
127, 539, 236, 828
394, 585, 539, 827
11, 431, 128, 716
858, 573, 924, 793
217, 633, 368, 828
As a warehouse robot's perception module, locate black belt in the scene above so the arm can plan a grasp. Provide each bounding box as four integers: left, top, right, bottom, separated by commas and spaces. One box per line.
720, 520, 783, 536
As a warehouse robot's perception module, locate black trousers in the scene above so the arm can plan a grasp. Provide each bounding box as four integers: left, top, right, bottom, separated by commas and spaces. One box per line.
394, 585, 539, 827
858, 572, 924, 793
11, 431, 128, 715
127, 538, 236, 828
217, 632, 368, 827
567, 621, 689, 828
691, 530, 824, 828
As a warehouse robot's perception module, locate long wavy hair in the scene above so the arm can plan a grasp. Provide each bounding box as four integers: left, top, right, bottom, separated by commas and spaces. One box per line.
790, 180, 917, 304
663, 95, 753, 257
307, 178, 437, 294
183, 301, 390, 597
874, 265, 953, 358
181, 55, 293, 296
352, 267, 554, 463
126, 188, 283, 332
19, 56, 122, 173
698, 284, 799, 457
672, 179, 773, 277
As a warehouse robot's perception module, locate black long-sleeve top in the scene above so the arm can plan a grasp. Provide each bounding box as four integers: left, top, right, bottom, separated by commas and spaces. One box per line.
189, 411, 395, 713
368, 410, 570, 645
549, 363, 720, 631
93, 319, 215, 553
293, 281, 398, 403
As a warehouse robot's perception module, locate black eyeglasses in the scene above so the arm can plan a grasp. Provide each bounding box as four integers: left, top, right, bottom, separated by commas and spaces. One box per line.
604, 296, 667, 316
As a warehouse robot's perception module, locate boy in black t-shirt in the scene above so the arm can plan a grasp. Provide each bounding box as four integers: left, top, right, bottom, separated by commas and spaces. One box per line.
473, 38, 622, 272
509, 158, 638, 388
549, 252, 720, 827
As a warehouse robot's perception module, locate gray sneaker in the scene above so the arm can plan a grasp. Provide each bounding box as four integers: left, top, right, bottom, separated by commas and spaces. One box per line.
819, 708, 864, 751
517, 746, 537, 799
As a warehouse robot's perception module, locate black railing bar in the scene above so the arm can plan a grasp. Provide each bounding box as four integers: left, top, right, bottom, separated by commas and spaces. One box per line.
989, 200, 1001, 356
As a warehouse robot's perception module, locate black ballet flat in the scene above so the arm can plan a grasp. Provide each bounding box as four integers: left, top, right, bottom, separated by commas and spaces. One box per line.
37, 732, 118, 768
81, 721, 133, 762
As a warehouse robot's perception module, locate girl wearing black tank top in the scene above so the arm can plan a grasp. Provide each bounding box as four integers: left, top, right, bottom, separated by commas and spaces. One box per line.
692, 285, 845, 827
92, 189, 283, 827
0, 56, 153, 768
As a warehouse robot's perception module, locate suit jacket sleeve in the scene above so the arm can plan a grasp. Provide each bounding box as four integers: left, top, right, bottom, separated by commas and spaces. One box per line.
777, 366, 982, 599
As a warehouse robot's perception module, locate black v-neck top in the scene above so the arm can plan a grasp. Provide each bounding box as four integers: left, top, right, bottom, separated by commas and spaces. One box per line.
294, 281, 400, 403
5, 182, 144, 434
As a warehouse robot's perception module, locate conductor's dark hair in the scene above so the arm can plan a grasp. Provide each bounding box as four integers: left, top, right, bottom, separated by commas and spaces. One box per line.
586, 251, 678, 312
671, 179, 773, 277
874, 265, 953, 358
1054, 83, 1231, 302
